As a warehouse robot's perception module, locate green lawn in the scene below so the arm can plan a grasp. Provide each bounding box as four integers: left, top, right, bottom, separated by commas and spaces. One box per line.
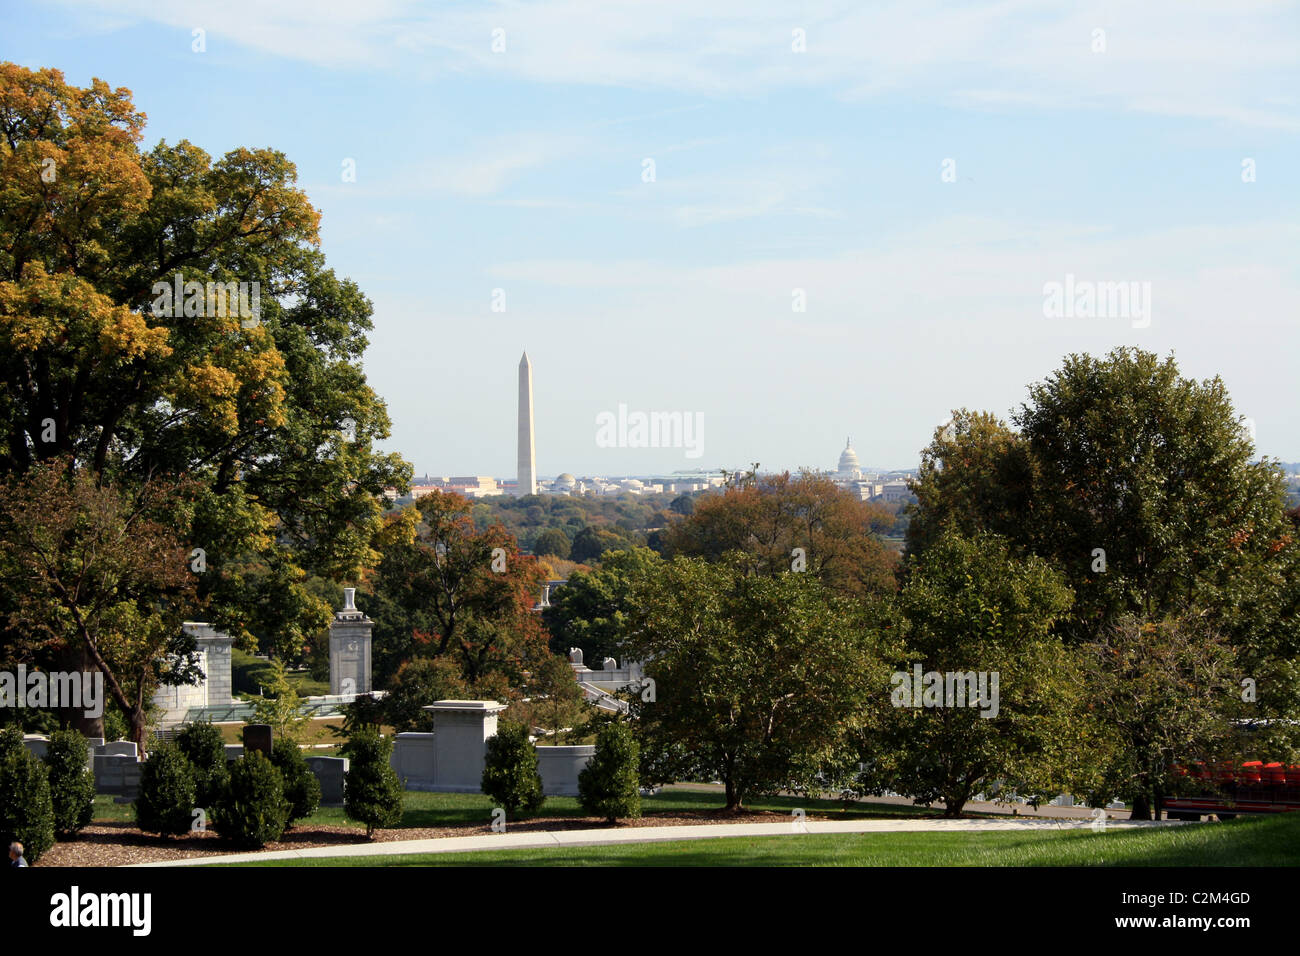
236, 812, 1300, 867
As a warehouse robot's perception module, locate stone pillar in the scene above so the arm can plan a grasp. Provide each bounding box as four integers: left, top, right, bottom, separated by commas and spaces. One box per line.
421, 700, 509, 793
329, 588, 373, 695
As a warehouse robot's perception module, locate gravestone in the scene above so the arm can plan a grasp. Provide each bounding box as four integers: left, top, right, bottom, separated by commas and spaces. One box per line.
100, 741, 138, 758
243, 724, 273, 757
305, 756, 349, 806
329, 588, 373, 695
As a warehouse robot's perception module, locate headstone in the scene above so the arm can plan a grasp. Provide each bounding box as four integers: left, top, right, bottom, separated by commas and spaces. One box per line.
243, 724, 273, 757
101, 741, 138, 758
22, 735, 50, 761
329, 588, 374, 695
224, 744, 245, 763
601, 657, 617, 671
568, 647, 583, 665
305, 756, 350, 806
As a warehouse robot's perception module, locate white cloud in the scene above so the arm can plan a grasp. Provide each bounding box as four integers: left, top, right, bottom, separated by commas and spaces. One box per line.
53, 0, 1300, 127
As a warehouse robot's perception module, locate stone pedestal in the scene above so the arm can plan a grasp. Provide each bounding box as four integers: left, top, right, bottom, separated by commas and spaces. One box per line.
422, 700, 508, 793
329, 588, 373, 695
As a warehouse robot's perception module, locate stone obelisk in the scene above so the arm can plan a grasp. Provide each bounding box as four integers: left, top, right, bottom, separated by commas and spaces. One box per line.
517, 351, 537, 496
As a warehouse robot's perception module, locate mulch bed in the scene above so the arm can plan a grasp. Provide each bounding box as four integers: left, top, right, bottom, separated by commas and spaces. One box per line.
38, 808, 818, 866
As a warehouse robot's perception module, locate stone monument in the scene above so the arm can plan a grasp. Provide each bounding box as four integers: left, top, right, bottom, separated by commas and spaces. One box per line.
329, 587, 373, 695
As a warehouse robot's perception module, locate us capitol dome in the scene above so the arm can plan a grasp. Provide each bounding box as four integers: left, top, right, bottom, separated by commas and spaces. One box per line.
837, 437, 862, 479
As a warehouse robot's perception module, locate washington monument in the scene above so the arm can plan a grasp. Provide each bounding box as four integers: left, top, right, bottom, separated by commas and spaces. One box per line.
517, 351, 537, 496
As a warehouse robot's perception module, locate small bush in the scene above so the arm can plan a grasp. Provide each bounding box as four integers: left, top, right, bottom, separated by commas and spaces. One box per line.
578, 722, 641, 824
343, 729, 403, 838
212, 751, 290, 849
270, 739, 321, 826
481, 721, 544, 816
175, 721, 230, 810
0, 727, 56, 863
45, 729, 96, 837
134, 745, 197, 838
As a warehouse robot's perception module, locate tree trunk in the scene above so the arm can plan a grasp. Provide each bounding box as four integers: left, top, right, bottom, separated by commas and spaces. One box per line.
64, 644, 105, 739
724, 778, 742, 811
1131, 791, 1153, 821
130, 708, 148, 752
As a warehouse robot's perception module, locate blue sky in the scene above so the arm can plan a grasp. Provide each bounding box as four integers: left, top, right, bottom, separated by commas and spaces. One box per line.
4, 0, 1298, 475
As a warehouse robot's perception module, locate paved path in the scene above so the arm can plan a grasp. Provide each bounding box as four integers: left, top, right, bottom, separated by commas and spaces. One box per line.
135, 816, 1179, 867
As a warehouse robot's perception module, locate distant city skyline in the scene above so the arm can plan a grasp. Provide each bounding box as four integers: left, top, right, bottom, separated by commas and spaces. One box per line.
8, 3, 1297, 475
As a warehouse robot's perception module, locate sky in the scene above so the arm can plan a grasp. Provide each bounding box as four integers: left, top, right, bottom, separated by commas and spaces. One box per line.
4, 0, 1298, 476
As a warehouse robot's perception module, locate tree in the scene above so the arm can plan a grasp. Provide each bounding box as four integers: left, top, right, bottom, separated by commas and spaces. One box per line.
382, 656, 468, 733
1082, 615, 1239, 819
44, 729, 96, 838
0, 728, 56, 862
212, 751, 290, 848
569, 526, 634, 564
133, 744, 197, 838
368, 491, 548, 685
669, 494, 695, 516
905, 409, 1035, 561
624, 556, 893, 810
515, 652, 587, 743
663, 470, 899, 599
0, 63, 410, 665
250, 659, 308, 743
342, 728, 403, 838
542, 547, 663, 665
578, 721, 641, 824
864, 531, 1088, 817
532, 527, 571, 560
481, 720, 544, 815
0, 458, 203, 745
175, 720, 230, 810
270, 738, 321, 826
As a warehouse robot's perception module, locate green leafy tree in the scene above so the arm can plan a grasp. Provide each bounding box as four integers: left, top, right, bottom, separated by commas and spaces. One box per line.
1082, 614, 1239, 819
212, 751, 290, 848
175, 720, 230, 810
569, 526, 634, 564
542, 548, 662, 664
532, 528, 571, 560
0, 63, 411, 669
625, 557, 894, 810
0, 728, 56, 862
270, 739, 321, 826
44, 729, 96, 837
578, 721, 641, 823
515, 652, 588, 744
382, 656, 469, 733
865, 531, 1089, 817
342, 728, 403, 838
250, 659, 308, 743
481, 720, 544, 815
134, 744, 197, 838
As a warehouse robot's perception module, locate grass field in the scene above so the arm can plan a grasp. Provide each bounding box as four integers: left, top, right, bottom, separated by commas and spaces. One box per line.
236, 812, 1300, 867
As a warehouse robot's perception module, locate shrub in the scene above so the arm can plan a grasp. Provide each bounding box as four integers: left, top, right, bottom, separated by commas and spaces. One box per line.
578, 722, 642, 824
0, 727, 56, 863
45, 729, 96, 837
176, 721, 230, 810
212, 751, 290, 848
481, 721, 544, 816
270, 739, 321, 825
342, 729, 403, 838
134, 744, 197, 838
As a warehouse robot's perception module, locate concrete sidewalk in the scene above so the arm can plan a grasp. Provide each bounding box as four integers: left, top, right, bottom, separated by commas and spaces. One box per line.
134, 816, 1181, 867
